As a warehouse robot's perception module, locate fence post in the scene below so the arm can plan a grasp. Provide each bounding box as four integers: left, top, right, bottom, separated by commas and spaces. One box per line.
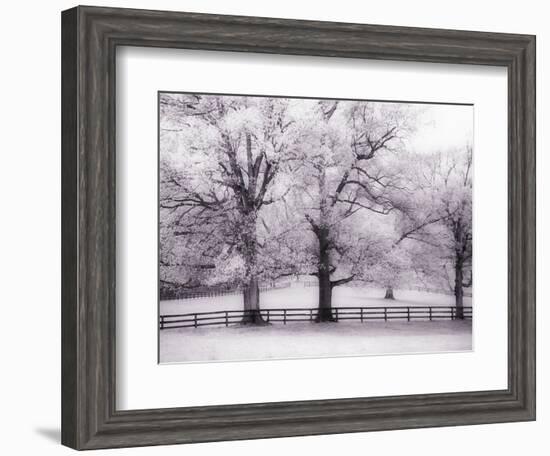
335, 308, 339, 322
429, 307, 432, 321
360, 308, 364, 323
225, 311, 228, 327
267, 309, 270, 323
384, 307, 387, 322
283, 309, 287, 325
407, 307, 410, 322
194, 314, 198, 328
160, 315, 164, 330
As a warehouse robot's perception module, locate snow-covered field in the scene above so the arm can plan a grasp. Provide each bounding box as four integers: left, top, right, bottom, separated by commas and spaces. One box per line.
160, 320, 472, 363
159, 286, 472, 363
160, 285, 472, 315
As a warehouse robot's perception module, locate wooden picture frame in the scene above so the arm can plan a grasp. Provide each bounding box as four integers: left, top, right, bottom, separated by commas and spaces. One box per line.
61, 5, 536, 450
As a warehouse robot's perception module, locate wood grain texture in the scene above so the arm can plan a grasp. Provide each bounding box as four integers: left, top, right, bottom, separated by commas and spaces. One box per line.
61, 7, 78, 449
61, 5, 536, 450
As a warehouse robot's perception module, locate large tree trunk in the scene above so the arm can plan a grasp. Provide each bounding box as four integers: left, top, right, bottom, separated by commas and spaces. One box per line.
384, 286, 395, 300
317, 270, 335, 322
240, 210, 266, 325
316, 226, 336, 322
454, 259, 464, 320
241, 276, 266, 325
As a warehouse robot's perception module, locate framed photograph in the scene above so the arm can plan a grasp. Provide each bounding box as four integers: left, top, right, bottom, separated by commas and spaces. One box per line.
61, 5, 535, 450
158, 92, 475, 363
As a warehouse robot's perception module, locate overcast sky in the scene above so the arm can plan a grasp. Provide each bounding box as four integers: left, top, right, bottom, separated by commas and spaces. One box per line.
406, 103, 473, 155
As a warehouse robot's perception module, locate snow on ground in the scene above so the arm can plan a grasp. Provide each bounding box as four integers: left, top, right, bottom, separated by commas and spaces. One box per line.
160, 285, 472, 316
160, 320, 472, 363
159, 286, 472, 363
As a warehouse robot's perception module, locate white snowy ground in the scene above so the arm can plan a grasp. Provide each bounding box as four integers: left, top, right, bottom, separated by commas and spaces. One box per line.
159, 286, 473, 364
160, 285, 472, 315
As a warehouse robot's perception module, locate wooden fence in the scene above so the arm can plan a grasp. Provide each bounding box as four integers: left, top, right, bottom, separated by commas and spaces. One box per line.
405, 285, 473, 298
301, 281, 472, 297
163, 281, 471, 300
162, 281, 291, 300
159, 305, 472, 330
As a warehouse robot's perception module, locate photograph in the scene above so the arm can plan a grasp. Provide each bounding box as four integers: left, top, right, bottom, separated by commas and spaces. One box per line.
158, 92, 473, 363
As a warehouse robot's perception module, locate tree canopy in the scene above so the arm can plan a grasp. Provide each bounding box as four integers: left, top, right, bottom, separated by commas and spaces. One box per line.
159, 93, 473, 321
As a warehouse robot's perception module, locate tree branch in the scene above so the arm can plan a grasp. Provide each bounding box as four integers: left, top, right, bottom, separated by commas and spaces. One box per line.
331, 275, 355, 288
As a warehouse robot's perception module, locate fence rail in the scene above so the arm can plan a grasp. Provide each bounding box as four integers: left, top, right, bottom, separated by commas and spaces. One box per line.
162, 282, 472, 300
405, 285, 473, 298
162, 281, 291, 301
160, 305, 472, 330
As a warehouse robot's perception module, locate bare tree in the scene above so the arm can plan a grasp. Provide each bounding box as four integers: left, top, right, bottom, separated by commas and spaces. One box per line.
293, 101, 412, 321
379, 185, 448, 300
439, 147, 473, 318
160, 94, 296, 324
411, 147, 473, 317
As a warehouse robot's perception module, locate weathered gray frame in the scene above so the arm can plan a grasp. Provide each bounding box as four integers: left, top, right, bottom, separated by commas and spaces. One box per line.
61, 5, 536, 450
